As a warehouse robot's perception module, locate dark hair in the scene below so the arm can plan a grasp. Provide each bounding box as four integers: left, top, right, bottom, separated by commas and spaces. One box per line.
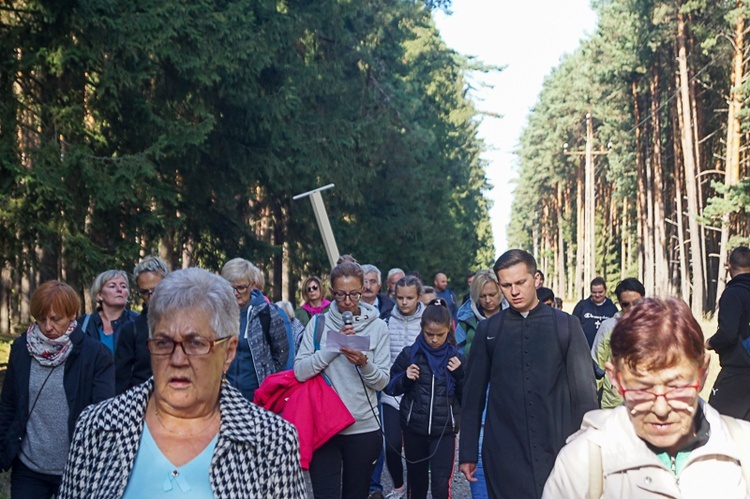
614, 278, 645, 300
493, 249, 537, 276
395, 275, 424, 296
330, 261, 364, 288
31, 281, 81, 320
536, 287, 555, 303
534, 270, 544, 281
336, 254, 358, 265
729, 246, 750, 268
591, 277, 606, 289
610, 297, 704, 372
421, 302, 455, 344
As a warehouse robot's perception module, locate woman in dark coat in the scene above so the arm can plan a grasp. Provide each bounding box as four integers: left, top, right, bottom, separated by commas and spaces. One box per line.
0, 281, 114, 498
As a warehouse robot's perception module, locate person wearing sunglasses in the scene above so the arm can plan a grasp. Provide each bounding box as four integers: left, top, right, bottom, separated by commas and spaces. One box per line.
544, 297, 750, 498
58, 268, 305, 498
295, 258, 391, 499
294, 276, 330, 327
115, 256, 170, 394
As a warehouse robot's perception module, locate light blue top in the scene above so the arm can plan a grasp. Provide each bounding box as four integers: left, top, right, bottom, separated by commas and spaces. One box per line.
98, 328, 115, 354
122, 423, 218, 498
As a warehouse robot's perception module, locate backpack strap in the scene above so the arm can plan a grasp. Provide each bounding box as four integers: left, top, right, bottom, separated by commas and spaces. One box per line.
81, 314, 91, 334
484, 308, 507, 359
722, 414, 750, 494
313, 314, 332, 386
588, 439, 603, 498
554, 309, 570, 358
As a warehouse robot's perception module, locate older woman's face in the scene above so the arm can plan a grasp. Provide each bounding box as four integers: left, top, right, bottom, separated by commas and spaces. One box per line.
151, 308, 237, 416
479, 281, 501, 315
231, 280, 252, 309
609, 355, 708, 456
331, 275, 363, 315
36, 307, 76, 339
97, 275, 129, 308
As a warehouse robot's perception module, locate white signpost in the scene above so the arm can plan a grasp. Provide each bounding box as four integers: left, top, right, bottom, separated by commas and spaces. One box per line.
293, 184, 340, 269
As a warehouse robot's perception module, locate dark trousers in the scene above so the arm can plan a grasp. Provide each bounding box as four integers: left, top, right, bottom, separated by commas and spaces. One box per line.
403, 429, 456, 499
309, 430, 382, 499
709, 370, 750, 420
383, 404, 405, 489
10, 459, 61, 499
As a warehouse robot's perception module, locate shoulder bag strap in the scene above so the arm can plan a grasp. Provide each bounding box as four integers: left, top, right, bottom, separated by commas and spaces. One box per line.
81, 313, 91, 333
722, 414, 750, 495
588, 439, 603, 498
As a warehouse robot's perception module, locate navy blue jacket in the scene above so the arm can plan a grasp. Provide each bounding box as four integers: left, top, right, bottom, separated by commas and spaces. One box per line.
77, 308, 138, 355
0, 326, 114, 471
115, 307, 152, 394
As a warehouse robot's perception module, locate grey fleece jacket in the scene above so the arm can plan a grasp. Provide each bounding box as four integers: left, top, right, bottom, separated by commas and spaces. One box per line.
294, 301, 391, 435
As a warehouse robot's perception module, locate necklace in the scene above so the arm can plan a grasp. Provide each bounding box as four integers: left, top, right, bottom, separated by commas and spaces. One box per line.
152, 404, 220, 437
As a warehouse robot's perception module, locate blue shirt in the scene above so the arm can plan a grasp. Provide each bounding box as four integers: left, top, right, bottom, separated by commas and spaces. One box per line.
122, 423, 218, 498
98, 328, 115, 354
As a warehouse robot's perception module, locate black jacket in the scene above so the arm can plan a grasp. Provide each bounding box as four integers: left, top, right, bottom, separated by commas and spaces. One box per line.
115, 307, 152, 394
377, 293, 395, 321
386, 345, 465, 437
0, 327, 114, 471
77, 308, 138, 356
709, 273, 750, 371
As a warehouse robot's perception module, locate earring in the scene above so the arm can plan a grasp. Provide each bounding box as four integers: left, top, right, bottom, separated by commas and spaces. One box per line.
221, 371, 227, 384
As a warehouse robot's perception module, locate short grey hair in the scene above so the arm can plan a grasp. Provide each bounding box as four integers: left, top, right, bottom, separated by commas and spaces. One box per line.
221, 258, 263, 287
90, 270, 130, 304
470, 269, 498, 303
361, 264, 382, 283
133, 256, 170, 280
148, 268, 239, 340
275, 301, 294, 320
387, 268, 405, 281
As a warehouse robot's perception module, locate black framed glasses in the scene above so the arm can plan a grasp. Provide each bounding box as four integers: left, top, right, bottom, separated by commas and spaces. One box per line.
307, 284, 319, 292
232, 284, 250, 293
148, 336, 230, 356
332, 290, 362, 302
138, 288, 155, 298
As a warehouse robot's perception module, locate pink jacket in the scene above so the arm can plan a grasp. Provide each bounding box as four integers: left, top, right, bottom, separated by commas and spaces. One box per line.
254, 370, 354, 468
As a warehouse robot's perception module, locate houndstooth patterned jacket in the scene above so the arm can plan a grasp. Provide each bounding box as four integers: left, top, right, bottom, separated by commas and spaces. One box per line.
57, 379, 306, 498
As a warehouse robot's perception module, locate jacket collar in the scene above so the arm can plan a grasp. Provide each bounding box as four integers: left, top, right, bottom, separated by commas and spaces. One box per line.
94, 379, 264, 446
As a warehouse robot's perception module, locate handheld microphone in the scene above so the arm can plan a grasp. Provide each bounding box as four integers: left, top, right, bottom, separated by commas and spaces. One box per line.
342, 311, 354, 327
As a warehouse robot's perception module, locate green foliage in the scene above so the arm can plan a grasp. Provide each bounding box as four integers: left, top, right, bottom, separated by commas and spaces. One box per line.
0, 0, 490, 307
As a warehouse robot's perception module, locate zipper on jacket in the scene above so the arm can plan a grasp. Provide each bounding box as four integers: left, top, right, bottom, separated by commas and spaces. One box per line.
407, 400, 414, 424
670, 455, 677, 474
428, 375, 435, 434
450, 404, 455, 432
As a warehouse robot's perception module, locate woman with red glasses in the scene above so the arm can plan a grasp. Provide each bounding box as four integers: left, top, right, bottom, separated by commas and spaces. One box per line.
544, 297, 750, 498
295, 276, 331, 327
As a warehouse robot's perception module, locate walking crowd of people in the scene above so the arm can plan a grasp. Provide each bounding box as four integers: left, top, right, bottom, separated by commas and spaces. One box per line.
1, 246, 750, 498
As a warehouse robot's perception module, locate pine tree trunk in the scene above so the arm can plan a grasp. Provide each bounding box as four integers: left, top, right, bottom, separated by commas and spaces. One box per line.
650, 68, 669, 296
676, 10, 705, 316
716, 0, 745, 308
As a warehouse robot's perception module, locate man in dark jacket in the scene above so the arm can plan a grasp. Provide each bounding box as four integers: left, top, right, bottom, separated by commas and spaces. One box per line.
707, 246, 750, 420
459, 249, 597, 499
572, 276, 618, 348
361, 264, 394, 321
115, 255, 169, 394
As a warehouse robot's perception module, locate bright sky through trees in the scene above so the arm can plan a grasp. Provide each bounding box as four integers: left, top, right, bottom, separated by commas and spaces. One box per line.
434, 1, 598, 257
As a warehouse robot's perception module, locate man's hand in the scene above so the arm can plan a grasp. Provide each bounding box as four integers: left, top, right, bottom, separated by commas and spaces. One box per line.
459, 462, 477, 482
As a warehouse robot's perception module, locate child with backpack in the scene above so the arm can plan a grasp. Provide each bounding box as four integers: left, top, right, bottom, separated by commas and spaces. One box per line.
385, 300, 466, 499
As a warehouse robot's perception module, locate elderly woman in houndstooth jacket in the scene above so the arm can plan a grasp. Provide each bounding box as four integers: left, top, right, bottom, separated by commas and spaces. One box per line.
58, 268, 305, 499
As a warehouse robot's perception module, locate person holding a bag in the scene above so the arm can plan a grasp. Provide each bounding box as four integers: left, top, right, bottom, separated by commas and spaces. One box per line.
294, 258, 391, 499
0, 281, 114, 498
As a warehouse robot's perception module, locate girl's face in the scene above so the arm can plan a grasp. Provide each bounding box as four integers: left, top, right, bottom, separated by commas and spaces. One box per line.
422, 321, 450, 349
395, 285, 420, 316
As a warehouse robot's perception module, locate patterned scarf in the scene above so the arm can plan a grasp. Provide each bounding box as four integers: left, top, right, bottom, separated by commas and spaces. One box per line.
26, 319, 76, 367
410, 333, 459, 396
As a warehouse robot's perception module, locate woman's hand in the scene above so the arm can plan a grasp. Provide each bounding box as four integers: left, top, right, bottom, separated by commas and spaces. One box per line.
340, 347, 367, 367
447, 357, 462, 372
406, 364, 420, 380
340, 324, 356, 336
